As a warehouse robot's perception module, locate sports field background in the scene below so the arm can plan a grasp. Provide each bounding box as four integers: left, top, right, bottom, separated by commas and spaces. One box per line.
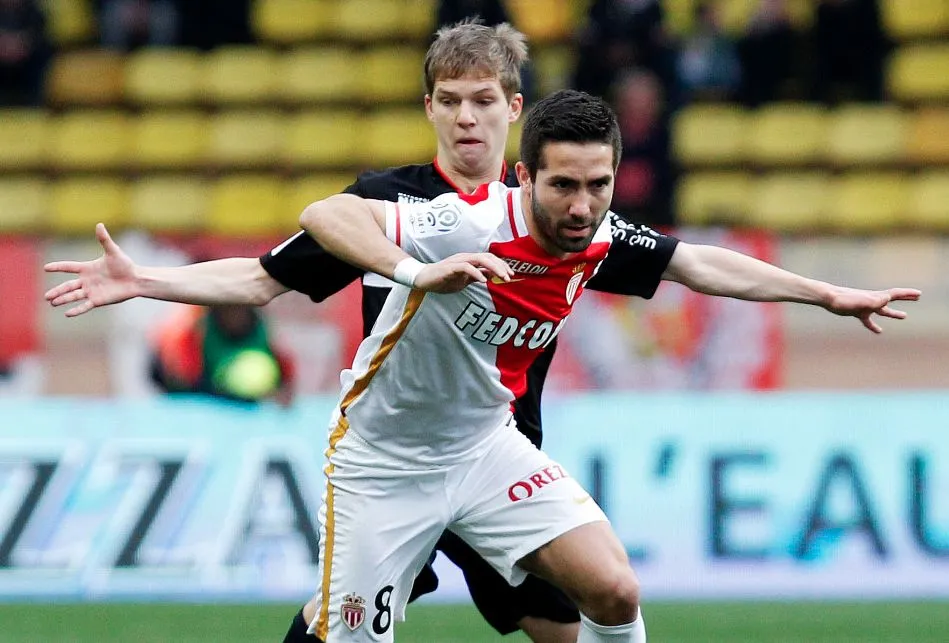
1, 601, 947, 642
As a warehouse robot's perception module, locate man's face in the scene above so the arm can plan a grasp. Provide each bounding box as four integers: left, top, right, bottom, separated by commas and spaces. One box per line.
425, 75, 522, 176
517, 142, 615, 256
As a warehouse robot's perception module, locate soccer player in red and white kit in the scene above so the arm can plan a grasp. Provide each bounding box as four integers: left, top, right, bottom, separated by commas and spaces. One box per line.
296, 89, 919, 642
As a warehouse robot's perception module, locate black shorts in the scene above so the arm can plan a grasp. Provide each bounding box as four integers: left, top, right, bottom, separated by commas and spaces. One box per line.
408, 531, 580, 634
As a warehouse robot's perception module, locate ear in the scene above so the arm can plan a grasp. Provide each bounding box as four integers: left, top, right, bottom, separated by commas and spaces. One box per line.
508, 93, 524, 123
424, 94, 435, 122
515, 161, 531, 188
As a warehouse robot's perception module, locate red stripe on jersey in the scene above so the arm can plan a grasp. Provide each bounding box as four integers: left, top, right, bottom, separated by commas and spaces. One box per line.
457, 182, 491, 205
433, 157, 508, 192
394, 203, 401, 247
506, 190, 519, 238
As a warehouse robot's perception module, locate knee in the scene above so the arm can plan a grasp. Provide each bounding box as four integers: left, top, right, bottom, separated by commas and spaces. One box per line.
580, 568, 641, 626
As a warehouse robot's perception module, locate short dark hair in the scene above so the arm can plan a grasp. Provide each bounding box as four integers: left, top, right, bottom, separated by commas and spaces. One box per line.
520, 89, 622, 178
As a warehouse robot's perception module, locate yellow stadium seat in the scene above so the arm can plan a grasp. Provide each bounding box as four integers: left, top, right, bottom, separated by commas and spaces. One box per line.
360, 47, 426, 103
672, 104, 747, 166
359, 109, 437, 167
675, 172, 752, 226
747, 103, 826, 166
125, 48, 202, 106
284, 110, 359, 168
333, 0, 405, 41
888, 44, 949, 102
49, 177, 129, 235
824, 173, 907, 232
277, 47, 361, 104
286, 174, 355, 214
0, 177, 47, 233
881, 0, 949, 40
46, 50, 125, 106
0, 110, 48, 171
507, 0, 576, 42
907, 172, 949, 232
206, 111, 283, 169
401, 0, 436, 40
132, 111, 208, 170
129, 176, 208, 234
202, 47, 278, 105
207, 175, 287, 237
750, 173, 828, 233
826, 105, 906, 166
40, 0, 96, 47
906, 108, 949, 164
48, 111, 131, 171
252, 0, 332, 43
506, 118, 524, 165
534, 45, 575, 95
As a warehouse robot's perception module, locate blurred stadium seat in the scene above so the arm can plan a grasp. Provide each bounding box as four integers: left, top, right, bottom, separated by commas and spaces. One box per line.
400, 0, 436, 40
202, 47, 279, 104
277, 47, 361, 104
333, 0, 407, 41
507, 0, 576, 42
0, 110, 48, 171
825, 173, 907, 232
252, 0, 332, 44
132, 111, 208, 170
130, 176, 208, 234
0, 177, 47, 233
888, 44, 949, 102
359, 109, 437, 166
506, 118, 524, 164
48, 110, 130, 171
906, 108, 949, 164
665, 0, 813, 36
672, 104, 747, 166
207, 175, 287, 237
40, 0, 96, 47
826, 105, 906, 166
286, 174, 356, 214
675, 171, 751, 226
206, 111, 283, 169
907, 171, 949, 231
360, 47, 426, 103
49, 177, 129, 235
46, 50, 125, 106
125, 48, 202, 106
534, 45, 577, 96
283, 110, 359, 168
750, 173, 828, 233
881, 0, 949, 40
747, 103, 826, 166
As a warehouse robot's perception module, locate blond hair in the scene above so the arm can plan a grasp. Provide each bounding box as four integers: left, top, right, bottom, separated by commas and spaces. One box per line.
424, 19, 529, 99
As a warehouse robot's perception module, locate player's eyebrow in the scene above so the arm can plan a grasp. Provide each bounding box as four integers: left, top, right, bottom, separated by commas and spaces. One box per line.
435, 86, 500, 99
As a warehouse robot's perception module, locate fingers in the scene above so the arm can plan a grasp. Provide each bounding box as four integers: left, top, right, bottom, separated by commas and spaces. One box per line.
65, 300, 95, 318
861, 313, 882, 334
44, 278, 82, 302
459, 253, 513, 282
888, 288, 922, 301
96, 223, 118, 253
877, 306, 907, 320
43, 261, 84, 275
49, 288, 86, 308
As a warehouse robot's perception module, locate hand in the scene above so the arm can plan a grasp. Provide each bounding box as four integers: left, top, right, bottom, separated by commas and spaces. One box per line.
825, 286, 922, 333
413, 252, 514, 293
44, 223, 141, 317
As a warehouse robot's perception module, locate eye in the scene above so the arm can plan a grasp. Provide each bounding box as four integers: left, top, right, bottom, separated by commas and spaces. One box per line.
477, 98, 495, 106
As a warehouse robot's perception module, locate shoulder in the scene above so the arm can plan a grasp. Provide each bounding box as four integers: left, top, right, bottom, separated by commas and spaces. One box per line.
347, 164, 437, 201
606, 212, 675, 248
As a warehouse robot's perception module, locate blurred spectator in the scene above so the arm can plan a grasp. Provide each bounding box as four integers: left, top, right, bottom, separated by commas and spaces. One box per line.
96, 0, 179, 50
436, 0, 509, 29
611, 69, 674, 226
150, 304, 296, 407
812, 0, 888, 103
573, 0, 678, 105
0, 0, 51, 106
178, 0, 253, 51
677, 1, 742, 102
737, 0, 797, 106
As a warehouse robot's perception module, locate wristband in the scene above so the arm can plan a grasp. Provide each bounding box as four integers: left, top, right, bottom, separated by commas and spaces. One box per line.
392, 257, 425, 288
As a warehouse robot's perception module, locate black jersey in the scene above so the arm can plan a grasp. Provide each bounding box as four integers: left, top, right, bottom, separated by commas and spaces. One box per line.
260, 161, 679, 447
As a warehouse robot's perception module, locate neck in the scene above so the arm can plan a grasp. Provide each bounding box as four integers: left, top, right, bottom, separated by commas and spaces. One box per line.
435, 155, 504, 194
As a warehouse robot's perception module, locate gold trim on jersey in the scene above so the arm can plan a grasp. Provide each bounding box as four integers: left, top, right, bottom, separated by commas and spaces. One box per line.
340, 288, 426, 413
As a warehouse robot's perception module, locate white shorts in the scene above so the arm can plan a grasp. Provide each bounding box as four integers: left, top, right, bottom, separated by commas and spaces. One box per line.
307, 416, 607, 642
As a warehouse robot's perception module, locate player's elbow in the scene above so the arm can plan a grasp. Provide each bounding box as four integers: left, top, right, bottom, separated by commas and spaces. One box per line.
299, 200, 327, 237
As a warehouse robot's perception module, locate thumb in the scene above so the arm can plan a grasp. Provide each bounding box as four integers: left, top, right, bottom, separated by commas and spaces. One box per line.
96, 223, 118, 254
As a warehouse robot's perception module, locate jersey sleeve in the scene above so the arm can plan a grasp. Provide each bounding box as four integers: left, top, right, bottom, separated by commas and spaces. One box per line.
585, 212, 679, 298
384, 193, 483, 263
259, 231, 363, 303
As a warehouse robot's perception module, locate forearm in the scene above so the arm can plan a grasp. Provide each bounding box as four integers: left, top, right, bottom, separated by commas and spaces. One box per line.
136, 258, 287, 306
299, 195, 409, 280
666, 244, 835, 305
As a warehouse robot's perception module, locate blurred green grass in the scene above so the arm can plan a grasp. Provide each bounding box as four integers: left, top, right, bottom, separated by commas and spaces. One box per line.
0, 601, 946, 642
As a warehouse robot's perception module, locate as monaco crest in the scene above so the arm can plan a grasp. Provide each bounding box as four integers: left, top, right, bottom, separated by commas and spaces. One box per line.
341, 593, 366, 631
566, 263, 586, 305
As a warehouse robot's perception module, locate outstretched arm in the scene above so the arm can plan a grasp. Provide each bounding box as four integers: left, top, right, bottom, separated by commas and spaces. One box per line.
45, 224, 288, 317
300, 194, 513, 293
663, 242, 921, 333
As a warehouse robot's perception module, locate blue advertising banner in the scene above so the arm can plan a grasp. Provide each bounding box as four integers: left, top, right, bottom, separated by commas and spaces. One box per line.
0, 394, 946, 601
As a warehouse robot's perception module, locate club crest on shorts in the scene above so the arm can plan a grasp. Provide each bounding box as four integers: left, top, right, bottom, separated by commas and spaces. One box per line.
566, 263, 586, 305
340, 593, 366, 631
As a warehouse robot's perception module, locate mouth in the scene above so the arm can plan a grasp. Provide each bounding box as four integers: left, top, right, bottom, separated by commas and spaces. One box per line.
457, 138, 484, 147
561, 224, 592, 239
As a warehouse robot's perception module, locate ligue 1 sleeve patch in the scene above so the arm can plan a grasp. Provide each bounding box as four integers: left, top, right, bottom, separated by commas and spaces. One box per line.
341, 593, 366, 630
409, 202, 462, 237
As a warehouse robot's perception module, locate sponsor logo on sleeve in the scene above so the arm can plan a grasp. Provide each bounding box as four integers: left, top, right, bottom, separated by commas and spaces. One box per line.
409, 202, 463, 237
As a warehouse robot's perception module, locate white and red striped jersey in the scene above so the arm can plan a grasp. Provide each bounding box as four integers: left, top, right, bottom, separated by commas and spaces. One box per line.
335, 181, 613, 464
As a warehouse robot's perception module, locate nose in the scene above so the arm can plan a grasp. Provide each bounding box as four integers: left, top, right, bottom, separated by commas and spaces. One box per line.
568, 194, 592, 218
457, 101, 476, 127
